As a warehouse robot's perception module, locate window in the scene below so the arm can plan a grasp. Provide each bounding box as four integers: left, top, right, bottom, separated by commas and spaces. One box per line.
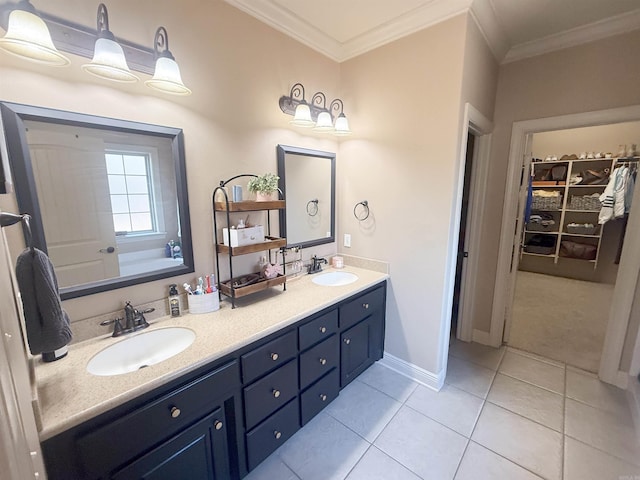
105, 152, 154, 233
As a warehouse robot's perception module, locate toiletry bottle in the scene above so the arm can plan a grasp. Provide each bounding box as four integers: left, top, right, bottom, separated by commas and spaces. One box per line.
169, 284, 181, 317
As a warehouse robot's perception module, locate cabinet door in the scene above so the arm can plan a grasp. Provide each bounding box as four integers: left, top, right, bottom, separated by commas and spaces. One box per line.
340, 311, 383, 388
111, 408, 230, 480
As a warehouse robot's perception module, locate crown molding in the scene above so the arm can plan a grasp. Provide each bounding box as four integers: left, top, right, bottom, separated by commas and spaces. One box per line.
503, 7, 640, 64
468, 0, 509, 62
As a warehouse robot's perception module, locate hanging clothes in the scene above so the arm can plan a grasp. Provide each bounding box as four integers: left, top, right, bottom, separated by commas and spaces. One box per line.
599, 166, 629, 224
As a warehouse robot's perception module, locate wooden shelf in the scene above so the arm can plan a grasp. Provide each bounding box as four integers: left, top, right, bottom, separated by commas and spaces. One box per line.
532, 181, 565, 187
214, 200, 285, 212
219, 275, 286, 298
522, 252, 555, 258
216, 236, 286, 255
524, 230, 559, 235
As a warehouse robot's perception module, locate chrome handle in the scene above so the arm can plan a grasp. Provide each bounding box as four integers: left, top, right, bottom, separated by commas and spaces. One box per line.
344, 338, 351, 345
274, 430, 282, 439
272, 389, 281, 398
170, 406, 181, 418
319, 358, 327, 365
319, 394, 327, 402
214, 420, 223, 430
363, 303, 369, 309
270, 352, 279, 361
319, 326, 327, 333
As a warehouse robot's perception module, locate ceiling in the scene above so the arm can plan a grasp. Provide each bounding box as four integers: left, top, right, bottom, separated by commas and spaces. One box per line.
224, 0, 640, 63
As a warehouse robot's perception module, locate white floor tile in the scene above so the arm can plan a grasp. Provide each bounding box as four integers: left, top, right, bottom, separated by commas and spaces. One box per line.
406, 383, 483, 437
445, 356, 496, 398
487, 373, 564, 432
449, 339, 506, 371
471, 403, 563, 480
345, 446, 421, 480
356, 362, 418, 402
499, 350, 565, 394
325, 379, 402, 442
566, 369, 631, 417
565, 398, 640, 466
277, 412, 369, 480
375, 405, 468, 480
455, 442, 543, 480
564, 436, 640, 480
245, 453, 299, 480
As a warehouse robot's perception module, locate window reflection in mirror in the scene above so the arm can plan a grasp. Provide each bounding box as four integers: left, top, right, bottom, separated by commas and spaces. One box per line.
0, 102, 193, 299
277, 145, 335, 249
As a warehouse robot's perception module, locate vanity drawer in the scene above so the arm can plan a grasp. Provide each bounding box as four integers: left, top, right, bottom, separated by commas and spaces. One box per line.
301, 368, 339, 426
241, 330, 297, 384
77, 360, 239, 478
246, 398, 299, 471
299, 334, 339, 390
299, 309, 338, 350
339, 287, 384, 329
244, 359, 298, 430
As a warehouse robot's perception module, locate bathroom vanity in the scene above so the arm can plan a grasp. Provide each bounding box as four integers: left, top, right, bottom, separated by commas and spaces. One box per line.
38, 267, 387, 479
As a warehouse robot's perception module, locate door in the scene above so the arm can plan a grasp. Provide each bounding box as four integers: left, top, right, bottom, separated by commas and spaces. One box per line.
26, 128, 120, 287
340, 311, 383, 387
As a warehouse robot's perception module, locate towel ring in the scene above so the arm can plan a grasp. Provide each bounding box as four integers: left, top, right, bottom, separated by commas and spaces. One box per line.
306, 199, 319, 216
353, 200, 369, 221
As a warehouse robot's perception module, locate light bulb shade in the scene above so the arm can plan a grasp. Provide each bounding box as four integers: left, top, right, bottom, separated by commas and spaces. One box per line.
313, 111, 334, 132
334, 114, 352, 136
82, 37, 138, 82
145, 56, 192, 95
290, 103, 314, 127
0, 9, 69, 66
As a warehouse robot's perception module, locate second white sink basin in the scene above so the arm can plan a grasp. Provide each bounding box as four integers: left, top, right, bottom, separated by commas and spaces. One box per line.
312, 271, 358, 286
87, 327, 196, 376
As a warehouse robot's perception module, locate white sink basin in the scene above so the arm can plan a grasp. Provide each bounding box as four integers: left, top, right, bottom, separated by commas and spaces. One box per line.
312, 271, 359, 286
87, 327, 196, 376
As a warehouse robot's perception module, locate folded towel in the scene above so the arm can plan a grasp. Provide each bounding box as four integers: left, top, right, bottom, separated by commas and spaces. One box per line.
15, 248, 72, 355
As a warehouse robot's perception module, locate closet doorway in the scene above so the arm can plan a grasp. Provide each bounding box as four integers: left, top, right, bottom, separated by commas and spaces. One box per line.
508, 123, 639, 372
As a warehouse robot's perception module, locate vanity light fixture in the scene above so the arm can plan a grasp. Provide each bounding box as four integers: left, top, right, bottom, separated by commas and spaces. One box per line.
145, 26, 191, 96
279, 82, 352, 136
0, 0, 69, 66
81, 3, 138, 83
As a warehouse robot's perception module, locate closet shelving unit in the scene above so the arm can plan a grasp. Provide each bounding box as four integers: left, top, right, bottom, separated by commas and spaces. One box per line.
212, 175, 286, 308
521, 156, 637, 269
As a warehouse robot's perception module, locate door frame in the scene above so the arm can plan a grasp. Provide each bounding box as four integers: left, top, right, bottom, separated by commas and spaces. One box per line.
491, 104, 640, 387
454, 103, 493, 343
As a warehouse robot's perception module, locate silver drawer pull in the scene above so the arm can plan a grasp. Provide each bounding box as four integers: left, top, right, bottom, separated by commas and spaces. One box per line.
274, 430, 282, 439
319, 394, 327, 402
363, 303, 369, 309
319, 358, 327, 365
319, 326, 327, 333
343, 338, 351, 345
270, 352, 279, 361
170, 406, 181, 418
272, 389, 281, 398
214, 420, 223, 430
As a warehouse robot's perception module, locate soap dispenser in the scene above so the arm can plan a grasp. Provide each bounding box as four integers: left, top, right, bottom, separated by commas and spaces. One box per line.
168, 284, 181, 317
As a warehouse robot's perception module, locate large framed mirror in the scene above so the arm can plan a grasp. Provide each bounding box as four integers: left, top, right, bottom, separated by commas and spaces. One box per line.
277, 144, 335, 249
0, 101, 194, 299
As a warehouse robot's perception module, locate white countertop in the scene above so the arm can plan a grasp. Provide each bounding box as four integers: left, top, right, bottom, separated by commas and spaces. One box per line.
35, 266, 388, 441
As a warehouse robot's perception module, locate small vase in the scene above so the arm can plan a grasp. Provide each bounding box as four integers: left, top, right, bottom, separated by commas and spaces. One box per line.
256, 191, 277, 202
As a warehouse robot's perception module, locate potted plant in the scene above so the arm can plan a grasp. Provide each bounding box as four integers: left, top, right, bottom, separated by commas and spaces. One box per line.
247, 172, 280, 201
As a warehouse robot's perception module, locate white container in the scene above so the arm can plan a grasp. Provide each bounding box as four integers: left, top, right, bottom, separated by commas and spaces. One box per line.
222, 225, 265, 247
187, 293, 220, 314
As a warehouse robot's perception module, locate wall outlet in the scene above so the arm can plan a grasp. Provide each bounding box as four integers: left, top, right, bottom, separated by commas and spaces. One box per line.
343, 233, 351, 248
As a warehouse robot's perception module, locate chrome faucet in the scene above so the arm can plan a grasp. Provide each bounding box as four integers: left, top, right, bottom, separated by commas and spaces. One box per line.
100, 302, 154, 337
308, 255, 328, 274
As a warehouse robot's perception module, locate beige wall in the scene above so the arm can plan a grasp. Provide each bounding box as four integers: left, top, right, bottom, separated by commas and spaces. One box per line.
474, 30, 640, 333
0, 0, 340, 322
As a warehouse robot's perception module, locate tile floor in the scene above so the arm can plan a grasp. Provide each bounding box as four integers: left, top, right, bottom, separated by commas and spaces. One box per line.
245, 340, 640, 480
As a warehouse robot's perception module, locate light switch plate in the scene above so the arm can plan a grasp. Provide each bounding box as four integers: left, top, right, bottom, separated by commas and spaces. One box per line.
343, 233, 351, 248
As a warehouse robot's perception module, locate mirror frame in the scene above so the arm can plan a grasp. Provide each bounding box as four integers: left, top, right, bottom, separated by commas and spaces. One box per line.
277, 144, 336, 249
0, 101, 194, 299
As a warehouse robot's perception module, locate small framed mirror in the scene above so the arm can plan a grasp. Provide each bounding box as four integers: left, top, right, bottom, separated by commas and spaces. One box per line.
0, 101, 194, 299
277, 144, 335, 249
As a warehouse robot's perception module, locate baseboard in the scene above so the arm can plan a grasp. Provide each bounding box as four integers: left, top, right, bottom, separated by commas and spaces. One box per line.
628, 374, 640, 444
472, 329, 492, 346
379, 352, 445, 391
